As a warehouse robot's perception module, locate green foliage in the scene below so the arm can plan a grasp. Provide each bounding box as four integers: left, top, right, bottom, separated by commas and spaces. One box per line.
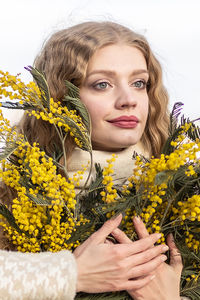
0, 142, 19, 161
181, 279, 200, 300
25, 66, 50, 110
64, 81, 91, 133
0, 101, 34, 110
162, 102, 200, 155
181, 116, 200, 142
26, 192, 53, 206
169, 101, 184, 135
57, 113, 91, 152
0, 204, 23, 234
76, 291, 131, 299
0, 68, 200, 298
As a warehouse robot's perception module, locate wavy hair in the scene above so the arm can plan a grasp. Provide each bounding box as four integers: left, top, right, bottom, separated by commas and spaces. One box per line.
0, 21, 170, 247
19, 21, 169, 158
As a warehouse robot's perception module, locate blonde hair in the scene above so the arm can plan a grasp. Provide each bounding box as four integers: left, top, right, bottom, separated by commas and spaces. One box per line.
0, 21, 170, 246
19, 21, 169, 158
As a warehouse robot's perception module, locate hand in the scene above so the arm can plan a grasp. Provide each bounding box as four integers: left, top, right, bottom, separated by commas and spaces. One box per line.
121, 217, 183, 300
73, 214, 168, 294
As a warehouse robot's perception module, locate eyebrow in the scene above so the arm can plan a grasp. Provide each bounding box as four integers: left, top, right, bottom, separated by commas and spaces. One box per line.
87, 69, 149, 78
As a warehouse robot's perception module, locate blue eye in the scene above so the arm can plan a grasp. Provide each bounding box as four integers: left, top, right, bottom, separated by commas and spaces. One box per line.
133, 80, 147, 89
94, 82, 109, 90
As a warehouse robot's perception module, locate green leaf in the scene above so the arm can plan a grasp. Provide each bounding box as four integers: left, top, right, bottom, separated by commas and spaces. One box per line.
185, 120, 200, 141
169, 102, 184, 135
181, 278, 200, 300
0, 101, 34, 110
0, 142, 18, 161
65, 80, 80, 99
0, 203, 23, 234
26, 192, 53, 206
132, 151, 149, 164
163, 103, 200, 155
161, 126, 183, 155
25, 66, 50, 110
58, 114, 92, 152
64, 80, 91, 133
64, 95, 91, 133
75, 291, 131, 299
161, 102, 184, 154
51, 142, 63, 163
88, 163, 104, 191
154, 170, 175, 185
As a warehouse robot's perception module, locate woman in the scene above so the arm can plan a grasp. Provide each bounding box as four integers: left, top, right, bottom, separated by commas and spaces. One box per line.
0, 21, 188, 299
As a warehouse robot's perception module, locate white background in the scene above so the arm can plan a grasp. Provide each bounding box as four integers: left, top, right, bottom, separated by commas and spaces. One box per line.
0, 0, 200, 124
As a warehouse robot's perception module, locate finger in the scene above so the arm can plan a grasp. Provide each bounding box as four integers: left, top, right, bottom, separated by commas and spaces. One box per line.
167, 233, 183, 275
116, 274, 155, 292
117, 232, 162, 257
105, 238, 114, 245
128, 254, 167, 278
74, 214, 122, 255
111, 228, 132, 244
125, 244, 169, 267
87, 214, 123, 245
111, 218, 155, 249
133, 216, 149, 239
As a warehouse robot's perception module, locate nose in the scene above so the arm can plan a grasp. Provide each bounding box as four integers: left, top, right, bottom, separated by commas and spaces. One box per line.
115, 84, 137, 110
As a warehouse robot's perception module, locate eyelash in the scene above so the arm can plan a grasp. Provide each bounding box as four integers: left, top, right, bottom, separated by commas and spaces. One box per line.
93, 81, 110, 90
132, 80, 149, 90
92, 80, 148, 91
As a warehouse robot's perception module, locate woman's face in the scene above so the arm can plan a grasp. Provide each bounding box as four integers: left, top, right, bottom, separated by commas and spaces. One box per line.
80, 44, 149, 151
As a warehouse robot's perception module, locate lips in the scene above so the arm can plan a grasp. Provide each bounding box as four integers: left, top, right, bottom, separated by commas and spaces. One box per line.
108, 115, 139, 128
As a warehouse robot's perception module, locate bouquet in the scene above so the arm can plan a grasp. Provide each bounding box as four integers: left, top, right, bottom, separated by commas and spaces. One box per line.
0, 67, 199, 299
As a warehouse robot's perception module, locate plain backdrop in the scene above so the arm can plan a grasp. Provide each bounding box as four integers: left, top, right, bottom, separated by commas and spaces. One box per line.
0, 0, 200, 124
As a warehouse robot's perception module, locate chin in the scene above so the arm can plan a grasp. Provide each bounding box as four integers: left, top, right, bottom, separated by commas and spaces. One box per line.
106, 140, 139, 151
117, 139, 139, 147
92, 136, 141, 151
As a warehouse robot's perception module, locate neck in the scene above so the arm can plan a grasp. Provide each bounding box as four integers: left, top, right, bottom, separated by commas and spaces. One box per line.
67, 143, 149, 189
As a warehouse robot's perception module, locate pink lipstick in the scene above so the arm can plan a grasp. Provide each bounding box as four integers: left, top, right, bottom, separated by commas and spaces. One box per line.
108, 115, 139, 128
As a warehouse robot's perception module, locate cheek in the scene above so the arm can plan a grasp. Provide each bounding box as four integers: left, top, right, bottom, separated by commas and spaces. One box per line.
139, 96, 149, 122
83, 101, 109, 125
144, 104, 149, 122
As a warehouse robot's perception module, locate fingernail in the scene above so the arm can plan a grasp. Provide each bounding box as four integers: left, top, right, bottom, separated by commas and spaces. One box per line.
150, 275, 155, 280
111, 213, 122, 221
134, 216, 141, 223
162, 245, 169, 252
161, 255, 167, 262
170, 233, 175, 242
155, 233, 162, 239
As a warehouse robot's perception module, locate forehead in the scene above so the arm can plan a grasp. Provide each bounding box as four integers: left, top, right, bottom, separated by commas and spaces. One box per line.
86, 44, 147, 74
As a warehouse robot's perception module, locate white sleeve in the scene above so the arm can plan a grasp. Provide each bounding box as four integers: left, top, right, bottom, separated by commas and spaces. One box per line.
0, 250, 77, 300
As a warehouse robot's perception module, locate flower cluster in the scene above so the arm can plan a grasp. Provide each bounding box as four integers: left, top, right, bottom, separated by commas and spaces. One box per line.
121, 133, 200, 249
0, 68, 91, 252
0, 139, 89, 252
100, 154, 118, 203
0, 69, 199, 299
27, 98, 85, 149
0, 68, 91, 151
0, 69, 41, 103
